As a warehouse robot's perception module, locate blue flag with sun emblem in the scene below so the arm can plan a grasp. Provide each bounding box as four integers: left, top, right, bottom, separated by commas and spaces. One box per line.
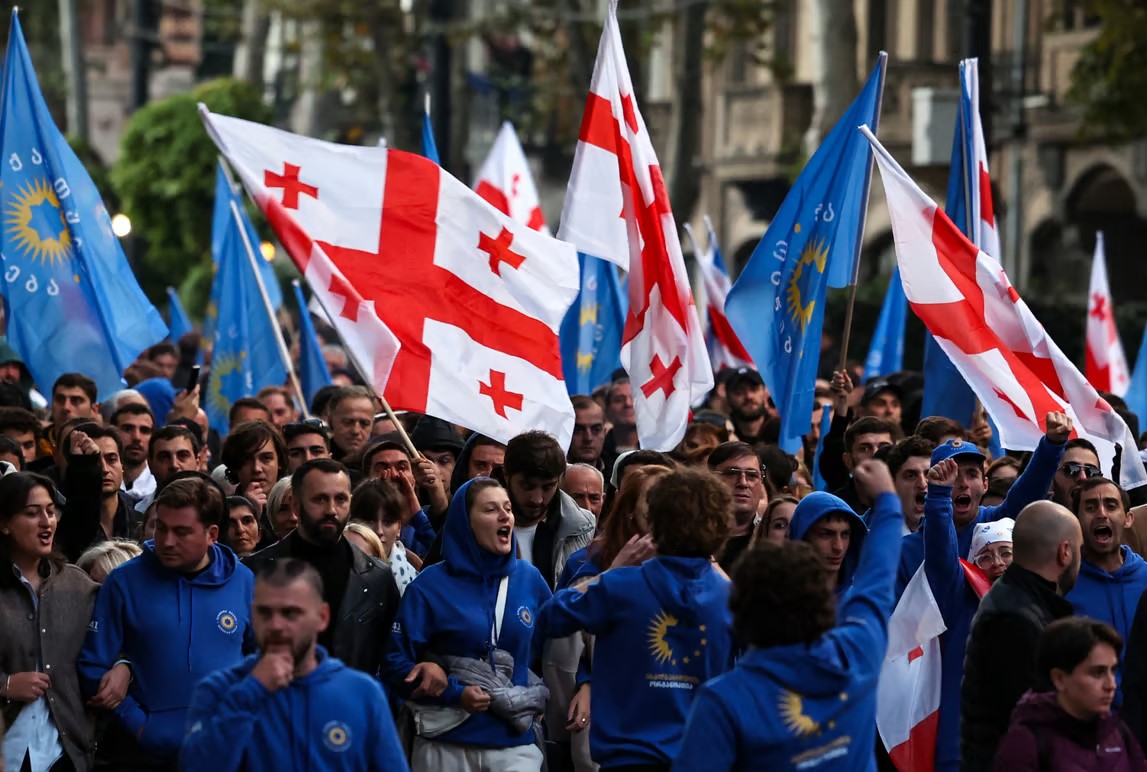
725, 54, 886, 452
559, 252, 627, 395
205, 170, 286, 435
0, 11, 167, 398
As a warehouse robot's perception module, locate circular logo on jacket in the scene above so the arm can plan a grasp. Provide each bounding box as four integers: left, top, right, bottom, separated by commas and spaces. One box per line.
216, 610, 238, 634
323, 720, 352, 752
517, 606, 534, 629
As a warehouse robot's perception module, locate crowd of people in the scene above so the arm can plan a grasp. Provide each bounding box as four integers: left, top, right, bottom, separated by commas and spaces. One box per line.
2, 339, 1147, 771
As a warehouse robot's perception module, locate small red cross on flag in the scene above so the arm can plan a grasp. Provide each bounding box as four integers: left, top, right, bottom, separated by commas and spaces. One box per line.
478, 227, 526, 277
1085, 232, 1130, 395
264, 162, 319, 209
479, 369, 524, 418
473, 121, 550, 235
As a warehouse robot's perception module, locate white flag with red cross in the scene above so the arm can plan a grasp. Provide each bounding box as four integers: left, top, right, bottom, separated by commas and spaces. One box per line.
961, 59, 1000, 260
1085, 232, 1130, 396
862, 125, 1147, 488
473, 121, 549, 234
685, 216, 754, 373
558, 0, 712, 451
201, 107, 580, 448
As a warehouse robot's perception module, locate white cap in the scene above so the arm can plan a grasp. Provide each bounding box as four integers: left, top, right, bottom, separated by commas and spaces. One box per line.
969, 518, 1015, 561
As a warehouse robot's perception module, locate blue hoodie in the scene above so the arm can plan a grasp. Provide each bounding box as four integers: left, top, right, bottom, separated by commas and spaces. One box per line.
536, 555, 732, 767
895, 435, 1064, 599
789, 491, 868, 605
78, 542, 254, 759
382, 479, 551, 748
182, 646, 408, 772
673, 492, 903, 772
1068, 546, 1147, 695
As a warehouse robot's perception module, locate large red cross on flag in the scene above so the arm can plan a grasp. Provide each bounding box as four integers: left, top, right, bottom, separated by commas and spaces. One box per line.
1085, 232, 1130, 395
473, 121, 549, 234
201, 107, 580, 448
557, 0, 712, 451
861, 125, 1147, 488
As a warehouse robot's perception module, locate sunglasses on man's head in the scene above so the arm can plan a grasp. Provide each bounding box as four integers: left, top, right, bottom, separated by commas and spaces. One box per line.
1059, 461, 1102, 479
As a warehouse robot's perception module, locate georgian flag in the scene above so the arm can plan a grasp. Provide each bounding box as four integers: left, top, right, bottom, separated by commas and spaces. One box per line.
1085, 232, 1130, 395
473, 121, 549, 234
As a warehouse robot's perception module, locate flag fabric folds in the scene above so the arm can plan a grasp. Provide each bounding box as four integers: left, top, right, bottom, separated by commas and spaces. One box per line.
474, 121, 548, 233
0, 11, 167, 399
1085, 232, 1130, 396
862, 125, 1147, 488
558, 0, 712, 451
422, 101, 441, 165
292, 280, 332, 411
686, 217, 753, 373
202, 108, 579, 448
811, 403, 832, 491
1124, 325, 1147, 434
166, 287, 193, 344
726, 54, 886, 453
559, 253, 626, 395
865, 267, 908, 379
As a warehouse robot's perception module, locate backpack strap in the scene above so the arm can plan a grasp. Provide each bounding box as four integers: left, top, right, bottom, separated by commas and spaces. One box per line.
1031, 722, 1051, 771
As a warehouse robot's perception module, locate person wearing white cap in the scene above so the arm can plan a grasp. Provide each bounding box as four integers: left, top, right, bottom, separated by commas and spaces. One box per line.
968, 518, 1016, 584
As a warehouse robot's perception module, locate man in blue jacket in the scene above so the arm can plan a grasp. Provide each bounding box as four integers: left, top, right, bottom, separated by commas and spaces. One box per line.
789, 491, 868, 601
182, 558, 408, 771
674, 459, 901, 771
79, 475, 254, 770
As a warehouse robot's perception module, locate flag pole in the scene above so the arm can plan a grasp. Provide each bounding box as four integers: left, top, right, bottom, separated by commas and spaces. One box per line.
837, 51, 888, 372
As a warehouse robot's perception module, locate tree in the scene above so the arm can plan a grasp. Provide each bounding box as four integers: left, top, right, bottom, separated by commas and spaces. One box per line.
1066, 0, 1147, 141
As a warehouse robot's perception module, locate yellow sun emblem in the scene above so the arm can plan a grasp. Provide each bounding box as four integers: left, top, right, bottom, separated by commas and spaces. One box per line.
780, 690, 820, 737
208, 351, 246, 419
4, 178, 73, 267
785, 237, 829, 331
647, 610, 678, 666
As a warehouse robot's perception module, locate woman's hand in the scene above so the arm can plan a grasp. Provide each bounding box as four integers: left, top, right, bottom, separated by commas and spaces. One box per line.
460, 685, 491, 713
609, 533, 656, 570
565, 683, 591, 732
3, 672, 51, 702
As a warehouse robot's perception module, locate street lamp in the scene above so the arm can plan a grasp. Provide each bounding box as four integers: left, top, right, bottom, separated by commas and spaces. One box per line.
260, 241, 276, 262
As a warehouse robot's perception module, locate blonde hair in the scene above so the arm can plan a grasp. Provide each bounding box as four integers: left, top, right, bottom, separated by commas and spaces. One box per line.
344, 521, 384, 559
266, 477, 294, 519
77, 539, 142, 581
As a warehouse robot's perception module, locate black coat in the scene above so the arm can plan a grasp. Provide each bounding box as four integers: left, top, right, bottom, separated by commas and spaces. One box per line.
244, 536, 400, 677
1117, 585, 1147, 750
960, 564, 1074, 771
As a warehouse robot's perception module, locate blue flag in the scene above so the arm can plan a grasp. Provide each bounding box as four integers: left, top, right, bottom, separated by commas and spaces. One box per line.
0, 12, 167, 399
292, 280, 331, 410
864, 267, 907, 378
726, 55, 886, 452
1124, 325, 1147, 434
166, 287, 193, 344
559, 253, 626, 395
205, 176, 287, 435
812, 403, 832, 491
422, 104, 441, 165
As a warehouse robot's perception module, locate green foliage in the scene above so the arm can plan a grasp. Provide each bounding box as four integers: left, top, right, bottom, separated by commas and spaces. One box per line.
111, 78, 271, 300
1066, 0, 1147, 141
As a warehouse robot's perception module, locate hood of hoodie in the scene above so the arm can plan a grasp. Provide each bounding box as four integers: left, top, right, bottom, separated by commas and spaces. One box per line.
442, 478, 516, 579
1080, 545, 1147, 583
1009, 689, 1121, 744
739, 639, 852, 698
641, 555, 726, 626
141, 540, 240, 585
449, 434, 498, 496
136, 377, 177, 425
0, 338, 33, 393
789, 491, 868, 593
411, 416, 465, 457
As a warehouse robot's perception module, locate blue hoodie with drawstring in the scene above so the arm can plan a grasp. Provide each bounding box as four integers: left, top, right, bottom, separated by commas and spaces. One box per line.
78, 542, 254, 760
382, 479, 552, 749
789, 491, 869, 606
181, 646, 408, 772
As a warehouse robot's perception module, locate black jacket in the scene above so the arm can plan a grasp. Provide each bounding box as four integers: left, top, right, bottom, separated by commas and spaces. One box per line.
960, 564, 1074, 771
1118, 585, 1147, 750
243, 536, 400, 677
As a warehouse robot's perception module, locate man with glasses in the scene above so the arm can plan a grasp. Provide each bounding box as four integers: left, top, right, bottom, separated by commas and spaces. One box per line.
284, 419, 332, 473
708, 441, 768, 571
1051, 438, 1104, 508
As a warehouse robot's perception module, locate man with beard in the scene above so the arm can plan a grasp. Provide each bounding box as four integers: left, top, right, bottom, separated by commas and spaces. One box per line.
725, 368, 772, 444
601, 375, 639, 463
1049, 438, 1103, 508
182, 559, 408, 772
244, 459, 400, 675
708, 441, 767, 571
961, 500, 1082, 770
110, 402, 156, 506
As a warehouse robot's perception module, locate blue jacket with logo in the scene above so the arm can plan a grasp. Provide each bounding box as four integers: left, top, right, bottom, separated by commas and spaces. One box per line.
789, 491, 869, 606
673, 492, 903, 772
536, 554, 733, 767
182, 646, 408, 772
78, 542, 254, 760
382, 479, 551, 748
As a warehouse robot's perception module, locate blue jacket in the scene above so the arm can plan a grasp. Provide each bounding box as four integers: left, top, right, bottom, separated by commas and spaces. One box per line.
182, 646, 408, 772
382, 480, 551, 748
789, 491, 868, 604
401, 508, 436, 557
673, 492, 903, 772
537, 554, 733, 767
78, 542, 254, 760
896, 435, 1065, 599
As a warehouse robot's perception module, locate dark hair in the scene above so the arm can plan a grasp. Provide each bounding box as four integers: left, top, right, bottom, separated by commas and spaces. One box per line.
52, 373, 97, 404
0, 473, 63, 582
0, 406, 40, 440
613, 449, 675, 489
730, 541, 836, 647
987, 455, 1023, 482
752, 495, 800, 546
81, 423, 125, 458
883, 437, 934, 477
844, 416, 903, 454
311, 385, 339, 417
504, 430, 566, 480
589, 465, 673, 568
570, 394, 601, 413
984, 477, 1013, 502
109, 402, 155, 428
646, 468, 731, 558
1064, 437, 1100, 462
1035, 617, 1123, 691
361, 437, 412, 472
257, 385, 292, 403
255, 557, 325, 599
0, 384, 32, 411
291, 457, 350, 497
758, 445, 798, 492
228, 398, 271, 427
0, 435, 25, 467
464, 477, 504, 511
1070, 476, 1130, 516
914, 416, 965, 446
154, 475, 225, 528
226, 495, 256, 514
327, 385, 377, 415
350, 477, 406, 524
707, 441, 760, 471
284, 419, 330, 445
149, 424, 200, 457
145, 342, 178, 361
221, 420, 287, 476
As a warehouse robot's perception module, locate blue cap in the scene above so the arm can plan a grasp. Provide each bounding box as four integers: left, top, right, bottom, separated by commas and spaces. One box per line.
930, 438, 986, 466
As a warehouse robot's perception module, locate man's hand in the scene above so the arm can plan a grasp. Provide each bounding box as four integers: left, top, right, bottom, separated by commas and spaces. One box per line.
88, 663, 130, 709
250, 650, 294, 692
3, 672, 51, 702
412, 456, 450, 516
405, 661, 448, 699
68, 430, 98, 457
241, 480, 269, 514
609, 533, 656, 570
384, 469, 423, 524
853, 459, 895, 499
830, 370, 853, 414
927, 458, 959, 488
1045, 412, 1072, 444
460, 685, 491, 713
170, 385, 200, 422
565, 683, 591, 732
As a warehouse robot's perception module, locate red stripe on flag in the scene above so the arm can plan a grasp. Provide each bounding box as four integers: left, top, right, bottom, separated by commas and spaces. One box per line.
708, 307, 752, 362
907, 646, 924, 663
475, 180, 512, 218
888, 708, 939, 772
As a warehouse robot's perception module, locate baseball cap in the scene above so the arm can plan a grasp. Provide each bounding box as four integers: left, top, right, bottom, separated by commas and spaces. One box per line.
861, 379, 904, 406
930, 438, 986, 466
727, 367, 764, 391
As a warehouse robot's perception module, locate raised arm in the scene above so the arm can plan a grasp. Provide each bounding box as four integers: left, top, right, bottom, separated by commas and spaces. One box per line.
986, 412, 1069, 521
922, 458, 965, 622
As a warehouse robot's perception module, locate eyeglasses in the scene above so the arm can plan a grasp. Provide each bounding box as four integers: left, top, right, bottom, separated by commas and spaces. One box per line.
1060, 462, 1102, 479
718, 467, 763, 483
974, 547, 1013, 568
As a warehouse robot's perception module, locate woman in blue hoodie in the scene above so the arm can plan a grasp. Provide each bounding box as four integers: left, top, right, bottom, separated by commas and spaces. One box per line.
536, 467, 734, 771
383, 478, 551, 771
